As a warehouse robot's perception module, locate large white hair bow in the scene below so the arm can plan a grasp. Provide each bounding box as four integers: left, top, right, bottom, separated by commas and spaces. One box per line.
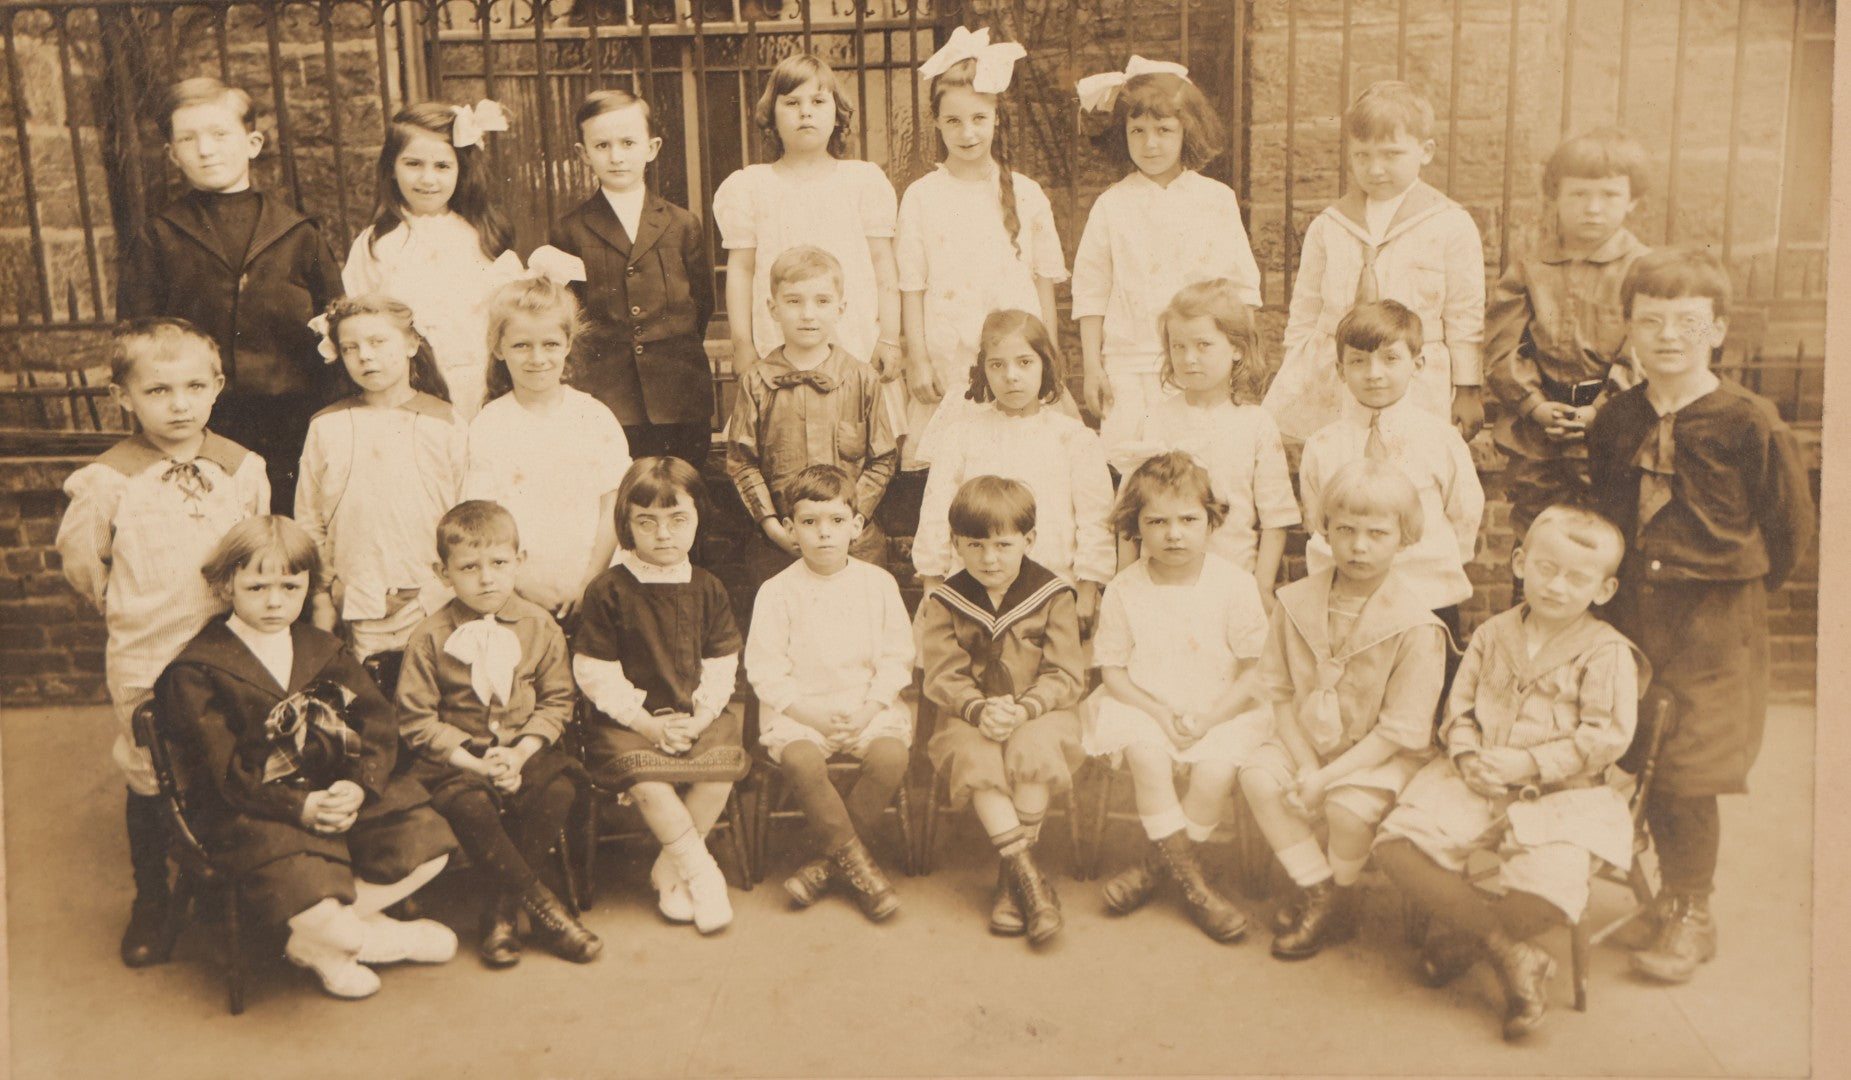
919, 26, 1027, 94
308, 313, 339, 363
524, 244, 587, 285
1075, 55, 1191, 113
451, 99, 510, 148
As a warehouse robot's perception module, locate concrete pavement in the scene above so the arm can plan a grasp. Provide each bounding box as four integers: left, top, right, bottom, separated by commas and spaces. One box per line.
2, 702, 1815, 1079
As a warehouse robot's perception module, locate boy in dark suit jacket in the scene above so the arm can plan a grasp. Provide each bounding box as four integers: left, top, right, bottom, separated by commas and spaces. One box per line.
118, 77, 342, 514
545, 88, 716, 470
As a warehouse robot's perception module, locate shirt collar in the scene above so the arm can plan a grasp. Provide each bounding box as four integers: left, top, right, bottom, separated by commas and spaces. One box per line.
600, 184, 647, 220
618, 548, 693, 584
1539, 225, 1645, 266
443, 595, 538, 627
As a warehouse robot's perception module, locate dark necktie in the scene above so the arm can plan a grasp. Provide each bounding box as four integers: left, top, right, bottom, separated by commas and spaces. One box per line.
1633, 413, 1676, 538
772, 369, 838, 393
1364, 410, 1389, 460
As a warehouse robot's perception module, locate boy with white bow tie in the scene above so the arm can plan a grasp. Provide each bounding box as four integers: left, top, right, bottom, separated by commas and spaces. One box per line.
395, 500, 600, 968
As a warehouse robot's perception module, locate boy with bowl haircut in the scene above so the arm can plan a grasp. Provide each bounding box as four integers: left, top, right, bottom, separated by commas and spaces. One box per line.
394, 500, 601, 967
1486, 128, 1654, 545
118, 77, 343, 514
1376, 506, 1649, 1040
920, 475, 1086, 945
57, 317, 272, 968
1586, 248, 1814, 985
724, 245, 897, 586
745, 464, 915, 922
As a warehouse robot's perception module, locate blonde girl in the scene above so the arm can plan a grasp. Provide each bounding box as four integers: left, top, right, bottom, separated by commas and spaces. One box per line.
343, 101, 523, 421
297, 294, 466, 659
1071, 59, 1263, 457
912, 309, 1113, 629
461, 277, 631, 617
712, 53, 902, 384
1108, 279, 1300, 605
897, 27, 1068, 468
1083, 452, 1270, 943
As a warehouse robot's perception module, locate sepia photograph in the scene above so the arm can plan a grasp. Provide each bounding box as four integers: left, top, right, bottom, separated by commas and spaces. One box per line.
0, 0, 1840, 1076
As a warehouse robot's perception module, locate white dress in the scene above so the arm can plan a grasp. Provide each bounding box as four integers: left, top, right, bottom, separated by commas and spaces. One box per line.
462, 388, 631, 612
1108, 397, 1302, 574
1069, 170, 1263, 455
896, 165, 1067, 466
294, 394, 465, 652
1083, 555, 1272, 766
342, 212, 525, 423
910, 406, 1115, 587
710, 159, 897, 363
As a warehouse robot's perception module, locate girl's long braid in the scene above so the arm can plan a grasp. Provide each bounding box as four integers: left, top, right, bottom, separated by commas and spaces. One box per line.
993, 101, 1023, 259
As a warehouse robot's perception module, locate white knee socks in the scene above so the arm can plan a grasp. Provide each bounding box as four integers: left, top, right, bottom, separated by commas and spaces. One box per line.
1277, 838, 1335, 888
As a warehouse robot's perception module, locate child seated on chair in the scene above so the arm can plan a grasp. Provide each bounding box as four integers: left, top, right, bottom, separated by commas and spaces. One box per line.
1374, 505, 1648, 1041
1083, 452, 1272, 945
744, 464, 915, 922
921, 475, 1086, 946
1239, 459, 1447, 962
574, 457, 750, 935
154, 516, 458, 1001
395, 500, 601, 968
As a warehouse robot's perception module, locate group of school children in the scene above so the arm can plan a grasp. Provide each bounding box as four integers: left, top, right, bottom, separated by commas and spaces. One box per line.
56, 24, 1814, 1043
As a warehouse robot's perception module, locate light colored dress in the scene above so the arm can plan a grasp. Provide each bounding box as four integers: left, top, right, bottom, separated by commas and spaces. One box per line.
342, 212, 524, 423
1083, 555, 1272, 766
711, 159, 897, 364
1109, 397, 1301, 574
294, 394, 466, 657
1069, 169, 1263, 456
911, 406, 1116, 587
462, 388, 631, 612
896, 164, 1067, 466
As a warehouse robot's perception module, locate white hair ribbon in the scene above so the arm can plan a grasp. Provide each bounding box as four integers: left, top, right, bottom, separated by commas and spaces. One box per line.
919, 26, 1027, 95
1074, 55, 1191, 113
307, 313, 338, 363
524, 244, 587, 285
451, 99, 510, 148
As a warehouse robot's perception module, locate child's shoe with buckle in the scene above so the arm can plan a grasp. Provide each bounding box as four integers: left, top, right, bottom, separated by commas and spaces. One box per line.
1002, 848, 1062, 945
1630, 893, 1716, 983
829, 836, 901, 922
684, 858, 734, 934
989, 863, 1025, 936
783, 856, 833, 909
1155, 832, 1248, 943
1100, 842, 1163, 916
478, 891, 522, 968
286, 904, 379, 999
520, 882, 603, 962
1270, 878, 1352, 959
652, 849, 695, 923
357, 912, 457, 965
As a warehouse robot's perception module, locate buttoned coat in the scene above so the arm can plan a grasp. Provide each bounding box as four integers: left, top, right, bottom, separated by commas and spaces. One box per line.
153, 619, 437, 874
548, 189, 715, 427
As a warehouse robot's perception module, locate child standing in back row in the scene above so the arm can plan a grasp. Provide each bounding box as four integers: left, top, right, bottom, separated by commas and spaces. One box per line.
1587, 248, 1814, 986
118, 77, 343, 512
713, 52, 902, 385
897, 27, 1069, 468
58, 318, 271, 969
1486, 128, 1653, 546
542, 89, 716, 468
342, 101, 524, 422
1264, 80, 1486, 444
1071, 57, 1262, 457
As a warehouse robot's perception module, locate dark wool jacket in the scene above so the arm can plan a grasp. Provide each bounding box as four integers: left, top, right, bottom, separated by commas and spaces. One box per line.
548, 188, 715, 427
118, 188, 343, 406
154, 618, 433, 874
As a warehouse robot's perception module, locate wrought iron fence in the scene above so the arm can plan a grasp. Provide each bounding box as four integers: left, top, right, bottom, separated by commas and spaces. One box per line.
0, 0, 1831, 453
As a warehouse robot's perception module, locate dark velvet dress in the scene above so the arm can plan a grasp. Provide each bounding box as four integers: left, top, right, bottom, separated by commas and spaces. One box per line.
573, 562, 749, 786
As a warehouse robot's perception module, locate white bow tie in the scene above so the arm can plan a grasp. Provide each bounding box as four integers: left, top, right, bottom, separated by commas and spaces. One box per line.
444, 614, 521, 707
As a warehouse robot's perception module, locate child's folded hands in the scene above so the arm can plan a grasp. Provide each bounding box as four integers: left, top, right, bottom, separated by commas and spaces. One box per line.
301, 781, 363, 835
659, 712, 699, 755
1472, 746, 1538, 787
484, 746, 525, 793
977, 697, 1024, 741
1454, 753, 1506, 799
